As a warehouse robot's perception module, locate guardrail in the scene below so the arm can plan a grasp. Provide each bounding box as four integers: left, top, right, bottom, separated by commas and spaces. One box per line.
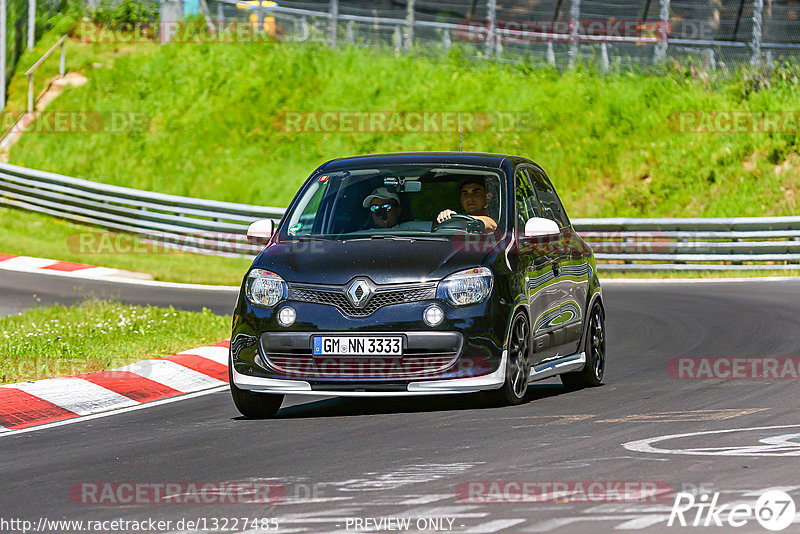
574, 218, 800, 271
0, 162, 798, 270
0, 162, 283, 257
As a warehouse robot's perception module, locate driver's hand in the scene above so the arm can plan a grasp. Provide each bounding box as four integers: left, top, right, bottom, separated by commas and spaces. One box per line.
436, 209, 456, 223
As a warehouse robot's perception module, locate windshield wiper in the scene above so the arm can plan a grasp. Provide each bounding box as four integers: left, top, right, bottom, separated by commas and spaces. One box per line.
368, 234, 415, 241
344, 234, 448, 242
291, 235, 338, 242
394, 235, 449, 242
341, 234, 413, 242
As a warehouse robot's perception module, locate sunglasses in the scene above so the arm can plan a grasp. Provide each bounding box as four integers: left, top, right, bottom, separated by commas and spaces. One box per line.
370, 203, 397, 217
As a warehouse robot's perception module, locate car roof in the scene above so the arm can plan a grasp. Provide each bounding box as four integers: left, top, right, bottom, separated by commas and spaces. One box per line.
319, 152, 536, 171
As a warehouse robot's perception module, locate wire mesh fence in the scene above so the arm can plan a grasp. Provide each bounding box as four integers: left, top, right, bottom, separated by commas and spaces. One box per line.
193, 0, 800, 71
3, 0, 67, 96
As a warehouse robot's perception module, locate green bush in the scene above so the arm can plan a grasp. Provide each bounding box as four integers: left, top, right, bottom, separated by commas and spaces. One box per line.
49, 0, 86, 36
90, 0, 158, 27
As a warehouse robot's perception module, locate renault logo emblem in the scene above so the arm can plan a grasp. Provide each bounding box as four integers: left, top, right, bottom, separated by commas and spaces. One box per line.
346, 278, 372, 308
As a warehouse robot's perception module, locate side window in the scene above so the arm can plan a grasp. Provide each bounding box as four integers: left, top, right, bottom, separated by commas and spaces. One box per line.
529, 168, 570, 229
514, 168, 539, 233
286, 180, 327, 235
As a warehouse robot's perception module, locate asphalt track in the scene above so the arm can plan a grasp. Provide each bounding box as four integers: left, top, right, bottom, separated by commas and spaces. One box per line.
2, 270, 800, 533
0, 270, 238, 316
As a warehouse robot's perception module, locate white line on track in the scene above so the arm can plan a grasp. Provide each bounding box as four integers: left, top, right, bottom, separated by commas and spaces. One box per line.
0, 261, 239, 291
623, 424, 800, 456
602, 276, 800, 285
115, 359, 225, 392
395, 494, 452, 505
522, 515, 641, 532
0, 257, 60, 269
176, 345, 229, 365
460, 519, 527, 533
7, 377, 138, 415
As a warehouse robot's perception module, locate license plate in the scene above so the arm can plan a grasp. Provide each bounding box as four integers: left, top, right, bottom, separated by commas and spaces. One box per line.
313, 336, 403, 357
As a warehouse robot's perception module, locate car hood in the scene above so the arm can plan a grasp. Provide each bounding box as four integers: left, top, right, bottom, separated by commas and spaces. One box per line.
255, 237, 503, 285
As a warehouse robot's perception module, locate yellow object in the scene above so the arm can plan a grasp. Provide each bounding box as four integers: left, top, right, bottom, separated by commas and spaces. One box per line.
235, 0, 278, 35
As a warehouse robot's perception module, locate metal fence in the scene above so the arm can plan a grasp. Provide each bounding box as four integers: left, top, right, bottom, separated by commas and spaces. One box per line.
1, 162, 799, 270
2, 0, 67, 108
576, 218, 800, 271
0, 161, 283, 256
197, 0, 800, 70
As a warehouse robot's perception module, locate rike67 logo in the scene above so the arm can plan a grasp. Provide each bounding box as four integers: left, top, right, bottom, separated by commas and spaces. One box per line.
668, 490, 796, 531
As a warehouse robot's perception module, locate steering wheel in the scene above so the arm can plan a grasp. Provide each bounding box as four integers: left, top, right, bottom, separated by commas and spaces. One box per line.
431, 213, 485, 233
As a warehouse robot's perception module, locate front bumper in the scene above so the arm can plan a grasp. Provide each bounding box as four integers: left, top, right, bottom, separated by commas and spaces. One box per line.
232, 349, 507, 396
230, 286, 511, 394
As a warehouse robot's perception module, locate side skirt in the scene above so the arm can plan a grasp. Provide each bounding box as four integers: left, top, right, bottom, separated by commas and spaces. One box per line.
527, 352, 586, 383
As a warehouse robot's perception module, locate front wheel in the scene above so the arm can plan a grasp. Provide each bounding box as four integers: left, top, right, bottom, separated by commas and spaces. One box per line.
561, 303, 605, 390
229, 356, 284, 418
483, 312, 531, 406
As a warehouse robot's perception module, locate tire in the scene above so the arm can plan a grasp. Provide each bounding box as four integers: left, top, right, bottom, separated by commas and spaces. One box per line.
229, 356, 284, 418
483, 312, 531, 407
561, 303, 605, 390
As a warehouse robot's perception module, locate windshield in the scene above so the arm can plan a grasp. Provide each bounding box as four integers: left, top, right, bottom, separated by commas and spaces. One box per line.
279, 164, 506, 240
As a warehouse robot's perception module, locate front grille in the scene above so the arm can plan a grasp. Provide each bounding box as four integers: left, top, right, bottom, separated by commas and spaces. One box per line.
288, 282, 436, 317
258, 331, 464, 380
264, 354, 458, 379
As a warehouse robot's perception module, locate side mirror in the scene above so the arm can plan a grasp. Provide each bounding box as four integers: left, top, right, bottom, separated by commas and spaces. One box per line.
247, 219, 275, 245
524, 217, 560, 238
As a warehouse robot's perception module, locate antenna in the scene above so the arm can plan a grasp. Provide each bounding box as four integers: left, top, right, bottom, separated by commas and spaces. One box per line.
459, 113, 463, 152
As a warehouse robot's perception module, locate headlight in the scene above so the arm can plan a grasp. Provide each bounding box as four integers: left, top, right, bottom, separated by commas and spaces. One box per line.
245, 269, 287, 307
436, 267, 493, 306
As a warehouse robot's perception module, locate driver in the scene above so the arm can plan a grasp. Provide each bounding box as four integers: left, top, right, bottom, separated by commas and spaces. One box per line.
436, 178, 498, 232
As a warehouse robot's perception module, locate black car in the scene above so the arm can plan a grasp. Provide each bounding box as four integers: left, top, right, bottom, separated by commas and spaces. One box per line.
230, 153, 605, 417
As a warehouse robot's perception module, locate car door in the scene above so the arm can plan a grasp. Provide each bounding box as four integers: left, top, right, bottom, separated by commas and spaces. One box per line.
513, 166, 561, 364
528, 166, 589, 356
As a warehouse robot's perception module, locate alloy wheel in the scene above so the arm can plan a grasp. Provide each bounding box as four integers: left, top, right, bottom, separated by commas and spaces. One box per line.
590, 306, 606, 381
508, 314, 530, 399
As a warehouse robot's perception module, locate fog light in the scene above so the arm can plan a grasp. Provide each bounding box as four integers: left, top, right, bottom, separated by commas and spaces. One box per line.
277, 306, 296, 327
423, 304, 444, 327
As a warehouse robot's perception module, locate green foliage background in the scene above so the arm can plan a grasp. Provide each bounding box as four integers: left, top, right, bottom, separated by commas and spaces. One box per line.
10, 40, 800, 217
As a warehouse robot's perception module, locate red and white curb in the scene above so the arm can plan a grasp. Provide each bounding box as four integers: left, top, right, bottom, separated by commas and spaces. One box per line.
0, 253, 153, 281
0, 252, 240, 291
0, 340, 231, 433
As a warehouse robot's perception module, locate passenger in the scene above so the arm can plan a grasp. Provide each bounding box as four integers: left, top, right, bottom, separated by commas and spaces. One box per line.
362, 187, 402, 229
436, 178, 498, 232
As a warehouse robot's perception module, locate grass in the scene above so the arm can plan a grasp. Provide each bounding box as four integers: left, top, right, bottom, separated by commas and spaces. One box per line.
0, 298, 230, 383
3, 31, 160, 117
1, 33, 798, 280
0, 206, 252, 285
6, 38, 799, 218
